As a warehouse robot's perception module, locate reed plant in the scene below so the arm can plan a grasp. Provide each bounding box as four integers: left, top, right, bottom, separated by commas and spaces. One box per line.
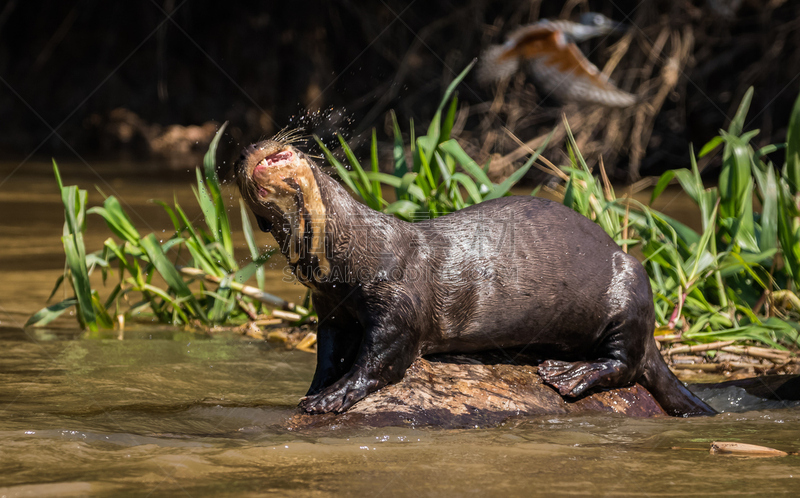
315, 62, 550, 221
27, 123, 297, 330
545, 90, 800, 349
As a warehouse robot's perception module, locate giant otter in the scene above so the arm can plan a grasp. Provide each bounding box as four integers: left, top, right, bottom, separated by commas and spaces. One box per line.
235, 132, 715, 417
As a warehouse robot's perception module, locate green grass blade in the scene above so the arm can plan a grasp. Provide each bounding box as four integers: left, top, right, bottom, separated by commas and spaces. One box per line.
440, 95, 458, 144
152, 200, 183, 234
698, 136, 723, 158
91, 290, 115, 329
240, 200, 265, 291
650, 170, 676, 205
370, 128, 383, 206
434, 151, 452, 188
786, 89, 800, 194
485, 129, 552, 201
62, 233, 97, 331
390, 111, 408, 176
194, 171, 218, 240
364, 172, 426, 201
437, 59, 475, 114
87, 196, 141, 245
719, 135, 752, 221
415, 145, 436, 192
26, 299, 77, 327
45, 274, 65, 303
384, 200, 420, 220
728, 87, 753, 136
140, 233, 208, 323
336, 134, 380, 209
203, 122, 233, 257
451, 173, 483, 204
753, 162, 779, 253
778, 183, 800, 288
686, 202, 719, 282
315, 135, 360, 194
563, 117, 591, 174
141, 283, 191, 324
439, 139, 493, 188
209, 274, 235, 322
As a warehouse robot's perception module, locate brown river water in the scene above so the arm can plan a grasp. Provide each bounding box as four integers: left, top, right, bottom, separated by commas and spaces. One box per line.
1, 159, 799, 496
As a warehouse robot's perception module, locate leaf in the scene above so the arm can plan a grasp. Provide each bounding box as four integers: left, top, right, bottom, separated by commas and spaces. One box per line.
752, 164, 778, 253
563, 117, 591, 174
414, 143, 436, 192
451, 173, 483, 204
240, 200, 265, 291
777, 182, 800, 287
398, 172, 420, 201
87, 196, 141, 244
390, 111, 408, 176
434, 151, 452, 188
370, 128, 383, 206
337, 134, 381, 209
140, 233, 208, 323
485, 129, 552, 201
46, 274, 65, 303
152, 200, 182, 234
650, 170, 676, 205
698, 136, 723, 158
437, 59, 475, 115
439, 139, 493, 188
26, 299, 77, 327
719, 135, 752, 221
786, 88, 800, 194
174, 199, 222, 277
92, 290, 115, 329
384, 200, 420, 220
363, 172, 426, 202
686, 203, 718, 282
202, 122, 234, 258
62, 233, 97, 331
727, 86, 753, 136
315, 135, 360, 194
440, 95, 458, 144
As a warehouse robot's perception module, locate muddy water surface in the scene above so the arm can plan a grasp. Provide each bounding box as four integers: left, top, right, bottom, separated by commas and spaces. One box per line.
1, 160, 799, 496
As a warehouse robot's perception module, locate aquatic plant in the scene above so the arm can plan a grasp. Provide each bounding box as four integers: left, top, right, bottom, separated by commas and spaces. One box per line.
315, 61, 550, 221
27, 124, 302, 330
553, 89, 800, 349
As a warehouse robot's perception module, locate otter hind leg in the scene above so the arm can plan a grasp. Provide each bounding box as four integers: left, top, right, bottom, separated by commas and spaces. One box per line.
538, 315, 646, 397
538, 358, 630, 397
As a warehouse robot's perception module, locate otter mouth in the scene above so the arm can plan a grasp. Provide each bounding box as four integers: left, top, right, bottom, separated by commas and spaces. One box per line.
252, 149, 295, 197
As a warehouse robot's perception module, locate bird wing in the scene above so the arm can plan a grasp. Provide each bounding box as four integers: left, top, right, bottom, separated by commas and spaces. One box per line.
487, 24, 637, 108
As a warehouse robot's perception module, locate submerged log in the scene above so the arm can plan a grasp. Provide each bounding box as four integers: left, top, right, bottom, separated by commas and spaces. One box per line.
288, 355, 666, 430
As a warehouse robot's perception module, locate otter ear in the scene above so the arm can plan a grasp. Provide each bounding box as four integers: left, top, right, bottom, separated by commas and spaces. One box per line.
255, 215, 273, 232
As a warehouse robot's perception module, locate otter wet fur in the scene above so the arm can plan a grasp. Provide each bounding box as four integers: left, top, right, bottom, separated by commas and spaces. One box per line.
235, 133, 716, 417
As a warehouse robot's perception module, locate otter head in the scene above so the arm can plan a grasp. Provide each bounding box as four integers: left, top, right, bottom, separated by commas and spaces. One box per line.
235, 131, 330, 282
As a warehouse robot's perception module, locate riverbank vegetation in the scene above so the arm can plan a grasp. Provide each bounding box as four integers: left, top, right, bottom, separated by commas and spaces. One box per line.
30, 65, 799, 374
27, 124, 311, 334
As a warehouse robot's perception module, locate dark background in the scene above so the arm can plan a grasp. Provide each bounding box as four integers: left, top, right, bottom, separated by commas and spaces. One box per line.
1, 0, 799, 181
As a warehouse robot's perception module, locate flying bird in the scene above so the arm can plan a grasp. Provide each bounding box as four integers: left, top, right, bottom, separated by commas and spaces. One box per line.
479, 13, 638, 108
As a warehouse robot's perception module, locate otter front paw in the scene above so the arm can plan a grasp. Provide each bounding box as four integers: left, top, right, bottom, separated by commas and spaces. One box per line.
300, 375, 379, 414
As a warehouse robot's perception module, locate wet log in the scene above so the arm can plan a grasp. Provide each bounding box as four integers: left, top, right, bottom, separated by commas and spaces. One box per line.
288, 355, 666, 430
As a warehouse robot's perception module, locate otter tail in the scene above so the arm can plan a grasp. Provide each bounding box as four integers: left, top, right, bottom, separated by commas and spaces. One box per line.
639, 341, 716, 417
